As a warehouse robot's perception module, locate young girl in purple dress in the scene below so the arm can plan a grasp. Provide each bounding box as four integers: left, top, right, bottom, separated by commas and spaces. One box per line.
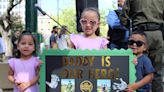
8, 31, 41, 92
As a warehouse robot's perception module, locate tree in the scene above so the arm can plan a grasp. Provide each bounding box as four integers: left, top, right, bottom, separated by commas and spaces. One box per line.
11, 15, 24, 32
0, 0, 23, 58
59, 8, 77, 34
99, 9, 108, 37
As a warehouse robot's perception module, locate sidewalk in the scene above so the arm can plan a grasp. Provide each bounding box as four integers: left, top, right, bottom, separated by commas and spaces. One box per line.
0, 63, 13, 92
0, 89, 2, 92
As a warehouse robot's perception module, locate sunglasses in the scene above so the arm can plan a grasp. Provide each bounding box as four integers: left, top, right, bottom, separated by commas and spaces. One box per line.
80, 18, 99, 26
128, 40, 145, 47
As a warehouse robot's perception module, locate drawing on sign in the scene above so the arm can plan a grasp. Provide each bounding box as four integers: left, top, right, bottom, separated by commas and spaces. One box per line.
112, 78, 127, 91
46, 74, 60, 89
80, 80, 93, 92
97, 79, 111, 92
61, 79, 75, 92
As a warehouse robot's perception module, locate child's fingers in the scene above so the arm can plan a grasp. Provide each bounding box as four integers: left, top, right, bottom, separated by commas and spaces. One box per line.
125, 88, 133, 92
133, 57, 138, 65
15, 82, 21, 86
38, 60, 43, 66
18, 82, 30, 91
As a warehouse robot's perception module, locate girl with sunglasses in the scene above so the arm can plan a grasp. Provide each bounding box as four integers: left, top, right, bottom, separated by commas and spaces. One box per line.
126, 31, 155, 92
69, 7, 109, 50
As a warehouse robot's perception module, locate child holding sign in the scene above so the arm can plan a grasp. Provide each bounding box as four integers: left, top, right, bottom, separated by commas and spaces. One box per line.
126, 31, 155, 92
69, 7, 109, 50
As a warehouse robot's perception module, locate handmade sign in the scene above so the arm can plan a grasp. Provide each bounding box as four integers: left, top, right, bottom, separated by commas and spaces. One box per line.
40, 49, 136, 92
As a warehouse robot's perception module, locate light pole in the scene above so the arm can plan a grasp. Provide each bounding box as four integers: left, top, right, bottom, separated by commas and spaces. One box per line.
57, 0, 59, 21
25, 0, 37, 33
26, 0, 41, 55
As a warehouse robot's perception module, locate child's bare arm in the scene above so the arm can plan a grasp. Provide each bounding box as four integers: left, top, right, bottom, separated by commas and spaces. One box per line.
29, 61, 41, 86
8, 66, 15, 84
67, 38, 75, 49
136, 73, 154, 88
30, 67, 40, 85
126, 73, 154, 91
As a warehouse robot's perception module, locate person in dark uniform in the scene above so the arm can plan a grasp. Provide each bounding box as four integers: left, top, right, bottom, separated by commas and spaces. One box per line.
121, 0, 164, 91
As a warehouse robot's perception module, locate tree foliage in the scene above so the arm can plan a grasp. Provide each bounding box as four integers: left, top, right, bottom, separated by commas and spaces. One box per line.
0, 0, 23, 32
10, 15, 24, 32
99, 9, 108, 37
59, 8, 77, 34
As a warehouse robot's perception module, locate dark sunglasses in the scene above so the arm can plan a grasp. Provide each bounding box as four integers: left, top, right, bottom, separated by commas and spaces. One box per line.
80, 18, 98, 26
128, 40, 145, 47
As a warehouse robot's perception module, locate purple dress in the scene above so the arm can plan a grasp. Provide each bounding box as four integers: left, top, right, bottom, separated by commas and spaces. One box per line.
70, 34, 109, 50
8, 56, 39, 92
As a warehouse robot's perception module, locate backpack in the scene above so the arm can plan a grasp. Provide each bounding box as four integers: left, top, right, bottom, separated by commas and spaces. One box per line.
107, 9, 128, 45
108, 25, 126, 44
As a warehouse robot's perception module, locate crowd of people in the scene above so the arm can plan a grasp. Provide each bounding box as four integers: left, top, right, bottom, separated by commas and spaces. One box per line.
4, 0, 164, 91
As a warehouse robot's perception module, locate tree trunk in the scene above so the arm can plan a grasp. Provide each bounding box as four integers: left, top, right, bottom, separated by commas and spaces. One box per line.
2, 31, 12, 58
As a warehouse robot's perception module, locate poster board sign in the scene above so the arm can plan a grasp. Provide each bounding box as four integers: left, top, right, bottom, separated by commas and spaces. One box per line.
40, 49, 136, 92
